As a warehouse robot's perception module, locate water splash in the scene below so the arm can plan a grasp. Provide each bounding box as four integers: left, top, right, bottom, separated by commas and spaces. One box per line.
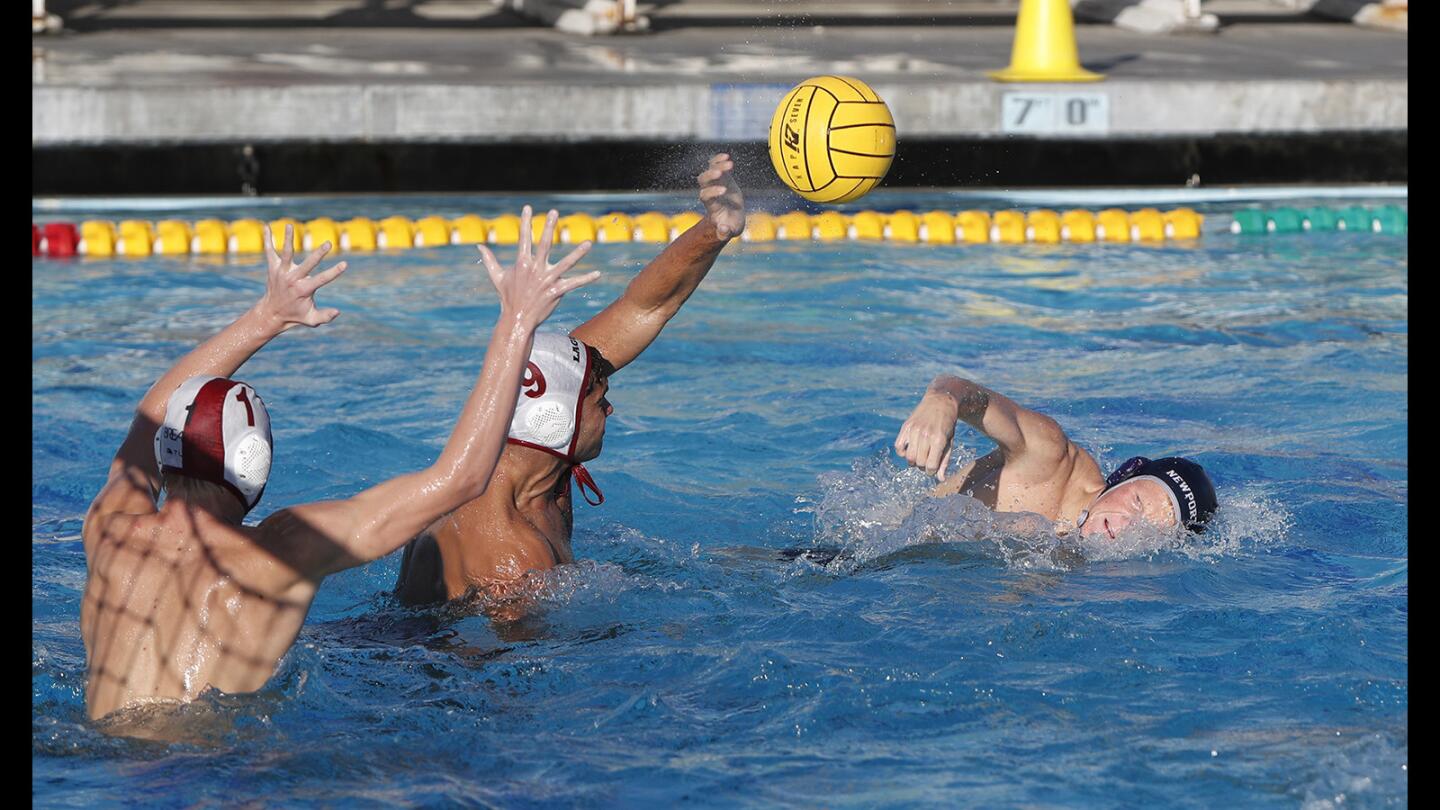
798, 451, 1290, 573
1297, 731, 1407, 809
797, 450, 1072, 573
435, 550, 687, 628
1204, 483, 1293, 549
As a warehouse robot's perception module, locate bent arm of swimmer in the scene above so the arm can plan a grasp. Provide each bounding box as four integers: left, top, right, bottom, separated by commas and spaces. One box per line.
571, 154, 742, 372
896, 375, 1072, 481
570, 223, 726, 371
928, 375, 1072, 463
92, 226, 347, 522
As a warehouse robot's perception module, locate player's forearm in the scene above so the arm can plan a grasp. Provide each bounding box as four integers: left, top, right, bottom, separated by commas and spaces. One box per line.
136, 305, 283, 423
927, 375, 994, 429
430, 309, 535, 500
927, 375, 1039, 456
624, 217, 731, 318
311, 314, 543, 573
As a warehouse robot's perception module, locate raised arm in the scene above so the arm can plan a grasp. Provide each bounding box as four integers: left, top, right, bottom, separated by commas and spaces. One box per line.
265, 208, 600, 580
570, 153, 744, 372
894, 375, 1072, 481
87, 225, 347, 523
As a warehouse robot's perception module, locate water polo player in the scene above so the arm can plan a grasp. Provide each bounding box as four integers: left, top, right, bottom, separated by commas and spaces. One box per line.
80, 214, 596, 725
393, 153, 745, 606
893, 374, 1217, 539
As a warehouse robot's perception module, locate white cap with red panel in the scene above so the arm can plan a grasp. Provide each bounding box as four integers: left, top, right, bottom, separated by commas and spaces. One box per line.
506, 331, 605, 506
153, 375, 273, 512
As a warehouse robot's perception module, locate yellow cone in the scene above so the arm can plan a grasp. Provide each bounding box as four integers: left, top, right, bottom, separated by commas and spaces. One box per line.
988, 0, 1104, 83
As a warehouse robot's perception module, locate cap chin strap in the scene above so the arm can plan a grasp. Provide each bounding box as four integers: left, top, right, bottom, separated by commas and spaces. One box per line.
572, 464, 605, 506
512, 438, 605, 507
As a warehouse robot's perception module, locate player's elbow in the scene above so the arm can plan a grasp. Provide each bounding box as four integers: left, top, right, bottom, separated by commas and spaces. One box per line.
929, 373, 969, 393
632, 297, 681, 328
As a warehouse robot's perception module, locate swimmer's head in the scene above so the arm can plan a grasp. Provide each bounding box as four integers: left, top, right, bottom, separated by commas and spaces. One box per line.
154, 375, 273, 514
1078, 456, 1217, 540
507, 332, 613, 464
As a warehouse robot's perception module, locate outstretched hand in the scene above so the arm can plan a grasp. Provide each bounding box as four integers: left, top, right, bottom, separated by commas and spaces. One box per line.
894, 392, 961, 481
477, 206, 601, 330
698, 153, 745, 240
257, 223, 348, 331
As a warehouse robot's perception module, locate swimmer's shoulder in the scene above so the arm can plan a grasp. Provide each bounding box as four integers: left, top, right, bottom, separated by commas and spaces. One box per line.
82, 509, 181, 560
1056, 444, 1106, 521
81, 487, 157, 553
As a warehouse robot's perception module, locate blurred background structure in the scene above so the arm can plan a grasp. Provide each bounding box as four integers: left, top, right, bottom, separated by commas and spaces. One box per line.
32, 0, 1406, 194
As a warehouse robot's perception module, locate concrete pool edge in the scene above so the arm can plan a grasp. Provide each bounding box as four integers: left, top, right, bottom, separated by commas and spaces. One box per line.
31, 184, 1411, 215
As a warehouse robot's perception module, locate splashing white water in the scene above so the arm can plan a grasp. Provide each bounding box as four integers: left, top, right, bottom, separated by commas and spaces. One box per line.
798, 451, 1290, 573
1202, 483, 1294, 550
1298, 731, 1407, 809
440, 532, 692, 624
797, 450, 1076, 573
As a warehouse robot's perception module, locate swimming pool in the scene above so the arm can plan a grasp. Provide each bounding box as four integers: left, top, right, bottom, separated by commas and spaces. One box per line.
33, 188, 1407, 807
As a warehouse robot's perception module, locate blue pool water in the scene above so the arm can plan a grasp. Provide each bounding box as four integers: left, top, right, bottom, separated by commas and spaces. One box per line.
34, 189, 1406, 807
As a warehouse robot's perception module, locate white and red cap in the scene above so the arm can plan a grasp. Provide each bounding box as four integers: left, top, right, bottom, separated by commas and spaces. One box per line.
508, 332, 591, 460
154, 375, 273, 512
507, 332, 604, 505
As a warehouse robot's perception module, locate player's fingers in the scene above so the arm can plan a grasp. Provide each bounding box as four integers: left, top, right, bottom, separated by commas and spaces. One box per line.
926, 441, 948, 480
534, 209, 559, 266
295, 241, 332, 275
278, 224, 295, 268
476, 245, 507, 290
261, 225, 281, 278
517, 205, 534, 264
302, 260, 347, 292
552, 270, 602, 297
549, 240, 592, 277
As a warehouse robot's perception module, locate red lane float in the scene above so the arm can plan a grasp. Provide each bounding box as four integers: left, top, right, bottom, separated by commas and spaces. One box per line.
43, 223, 78, 258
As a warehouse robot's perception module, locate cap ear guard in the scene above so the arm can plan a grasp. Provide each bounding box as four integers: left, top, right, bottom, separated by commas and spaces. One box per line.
230, 432, 272, 507
525, 401, 574, 448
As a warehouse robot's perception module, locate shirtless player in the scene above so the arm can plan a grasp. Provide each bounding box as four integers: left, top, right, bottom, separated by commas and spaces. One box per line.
394, 153, 745, 605
81, 212, 596, 723
894, 375, 1218, 539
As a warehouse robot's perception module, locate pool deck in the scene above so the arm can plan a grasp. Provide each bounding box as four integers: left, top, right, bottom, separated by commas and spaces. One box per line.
32, 1, 1407, 146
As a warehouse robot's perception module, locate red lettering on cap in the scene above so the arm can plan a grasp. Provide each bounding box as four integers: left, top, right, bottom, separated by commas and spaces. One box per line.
522, 362, 547, 399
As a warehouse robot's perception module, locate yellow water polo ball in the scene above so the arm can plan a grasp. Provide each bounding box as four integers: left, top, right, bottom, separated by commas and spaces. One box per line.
767, 75, 896, 204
